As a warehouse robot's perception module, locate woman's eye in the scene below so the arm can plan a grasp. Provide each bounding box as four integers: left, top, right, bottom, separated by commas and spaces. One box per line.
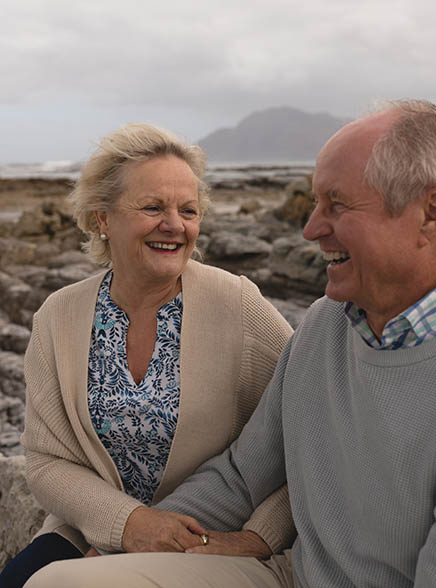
181, 208, 198, 217
144, 206, 160, 214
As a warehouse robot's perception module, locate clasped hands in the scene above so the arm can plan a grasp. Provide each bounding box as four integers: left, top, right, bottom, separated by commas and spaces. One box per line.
85, 506, 272, 559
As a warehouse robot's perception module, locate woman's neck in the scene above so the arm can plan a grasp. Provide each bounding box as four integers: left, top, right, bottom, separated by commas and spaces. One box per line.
109, 271, 181, 316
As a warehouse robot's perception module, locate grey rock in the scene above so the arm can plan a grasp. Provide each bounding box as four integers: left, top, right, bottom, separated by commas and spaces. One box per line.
195, 234, 211, 257
33, 241, 62, 265
0, 351, 25, 401
267, 296, 312, 328
2, 265, 49, 289
0, 323, 30, 353
0, 272, 32, 324
272, 233, 306, 256
0, 456, 46, 570
13, 309, 35, 331
0, 391, 25, 457
0, 323, 31, 354
43, 263, 99, 290
0, 217, 15, 239
57, 226, 84, 252
0, 308, 9, 323
207, 232, 272, 259
201, 217, 274, 240
14, 203, 62, 238
0, 394, 24, 425
239, 198, 262, 214
270, 234, 327, 295
0, 237, 36, 268
0, 422, 23, 455
47, 250, 92, 268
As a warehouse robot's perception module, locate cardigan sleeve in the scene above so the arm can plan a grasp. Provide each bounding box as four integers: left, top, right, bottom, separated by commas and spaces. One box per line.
232, 277, 295, 552
21, 313, 143, 552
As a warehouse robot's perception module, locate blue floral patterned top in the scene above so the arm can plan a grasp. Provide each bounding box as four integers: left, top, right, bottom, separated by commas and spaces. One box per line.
88, 271, 182, 504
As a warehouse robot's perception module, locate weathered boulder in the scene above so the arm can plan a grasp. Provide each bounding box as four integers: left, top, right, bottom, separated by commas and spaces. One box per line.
274, 176, 314, 227
0, 322, 31, 354
13, 199, 72, 240
43, 263, 100, 291
0, 272, 32, 324
0, 421, 24, 457
0, 237, 36, 267
47, 250, 92, 268
207, 231, 272, 259
0, 351, 25, 401
266, 296, 312, 328
0, 456, 46, 571
269, 233, 327, 296
239, 198, 262, 214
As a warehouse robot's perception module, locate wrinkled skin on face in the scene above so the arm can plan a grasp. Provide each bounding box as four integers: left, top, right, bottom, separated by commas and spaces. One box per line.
95, 155, 201, 296
303, 111, 436, 337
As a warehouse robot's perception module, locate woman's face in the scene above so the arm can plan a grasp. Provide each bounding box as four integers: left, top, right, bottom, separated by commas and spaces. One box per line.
96, 155, 201, 285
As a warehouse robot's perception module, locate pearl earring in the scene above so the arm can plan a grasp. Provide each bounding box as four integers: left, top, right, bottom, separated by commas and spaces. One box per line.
100, 233, 108, 241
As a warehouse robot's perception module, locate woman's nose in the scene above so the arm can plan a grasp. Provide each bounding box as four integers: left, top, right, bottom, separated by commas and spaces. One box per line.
159, 211, 184, 232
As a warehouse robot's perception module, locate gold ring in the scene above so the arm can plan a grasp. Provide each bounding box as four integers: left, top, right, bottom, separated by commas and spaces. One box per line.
200, 533, 209, 546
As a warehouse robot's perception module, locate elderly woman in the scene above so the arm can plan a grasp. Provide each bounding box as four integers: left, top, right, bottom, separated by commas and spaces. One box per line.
0, 124, 294, 587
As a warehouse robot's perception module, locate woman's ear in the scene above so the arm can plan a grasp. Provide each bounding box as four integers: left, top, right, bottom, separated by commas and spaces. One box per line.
94, 210, 108, 234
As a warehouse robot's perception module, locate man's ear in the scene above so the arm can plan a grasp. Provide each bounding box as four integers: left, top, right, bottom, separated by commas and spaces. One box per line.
420, 189, 436, 245
426, 190, 436, 221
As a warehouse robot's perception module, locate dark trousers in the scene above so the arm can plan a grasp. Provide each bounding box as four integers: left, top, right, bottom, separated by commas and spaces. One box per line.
0, 533, 82, 588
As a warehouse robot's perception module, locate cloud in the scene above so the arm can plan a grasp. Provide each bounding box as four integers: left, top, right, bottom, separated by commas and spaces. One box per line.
1, 0, 436, 160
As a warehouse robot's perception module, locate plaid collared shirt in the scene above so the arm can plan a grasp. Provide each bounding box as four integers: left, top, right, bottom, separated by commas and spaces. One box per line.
345, 288, 436, 350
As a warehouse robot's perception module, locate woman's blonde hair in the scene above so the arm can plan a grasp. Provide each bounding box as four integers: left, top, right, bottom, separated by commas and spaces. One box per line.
69, 123, 210, 265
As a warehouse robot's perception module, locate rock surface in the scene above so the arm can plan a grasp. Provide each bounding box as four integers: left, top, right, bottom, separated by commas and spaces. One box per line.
0, 175, 326, 570
0, 456, 46, 570
0, 184, 327, 459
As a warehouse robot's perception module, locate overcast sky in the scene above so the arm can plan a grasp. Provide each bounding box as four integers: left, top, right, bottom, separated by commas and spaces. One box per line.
1, 0, 436, 162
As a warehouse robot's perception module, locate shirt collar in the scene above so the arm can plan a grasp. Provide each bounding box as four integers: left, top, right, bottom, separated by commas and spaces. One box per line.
344, 287, 436, 349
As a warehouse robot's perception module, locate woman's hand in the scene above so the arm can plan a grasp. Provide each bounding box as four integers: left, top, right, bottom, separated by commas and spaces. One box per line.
186, 530, 272, 559
122, 506, 207, 553
84, 547, 101, 557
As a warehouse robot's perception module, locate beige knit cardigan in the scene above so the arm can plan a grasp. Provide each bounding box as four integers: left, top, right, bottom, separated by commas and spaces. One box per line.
21, 260, 295, 554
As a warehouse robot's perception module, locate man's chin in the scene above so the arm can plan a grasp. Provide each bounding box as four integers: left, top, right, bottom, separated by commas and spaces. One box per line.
324, 282, 351, 303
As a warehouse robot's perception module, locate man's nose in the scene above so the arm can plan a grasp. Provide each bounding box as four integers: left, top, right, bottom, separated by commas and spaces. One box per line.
302, 204, 331, 242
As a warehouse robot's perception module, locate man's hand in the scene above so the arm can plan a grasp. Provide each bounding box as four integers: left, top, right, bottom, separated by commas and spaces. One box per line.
122, 506, 206, 553
186, 530, 272, 559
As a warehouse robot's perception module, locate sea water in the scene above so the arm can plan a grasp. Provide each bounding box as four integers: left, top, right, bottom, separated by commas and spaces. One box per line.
0, 160, 314, 182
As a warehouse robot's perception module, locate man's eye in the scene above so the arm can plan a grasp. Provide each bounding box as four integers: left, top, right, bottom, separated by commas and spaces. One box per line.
331, 201, 345, 211
309, 194, 318, 207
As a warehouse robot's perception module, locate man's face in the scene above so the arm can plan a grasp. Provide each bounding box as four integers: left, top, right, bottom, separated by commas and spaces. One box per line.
303, 115, 426, 325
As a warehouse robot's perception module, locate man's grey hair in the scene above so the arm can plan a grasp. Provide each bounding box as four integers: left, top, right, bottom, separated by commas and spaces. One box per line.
364, 99, 436, 215
68, 123, 210, 266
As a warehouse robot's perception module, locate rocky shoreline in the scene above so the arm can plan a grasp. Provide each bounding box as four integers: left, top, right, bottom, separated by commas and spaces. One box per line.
0, 174, 325, 569
0, 175, 325, 458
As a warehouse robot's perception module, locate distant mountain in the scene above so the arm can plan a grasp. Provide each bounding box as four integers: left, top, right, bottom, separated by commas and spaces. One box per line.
198, 106, 351, 163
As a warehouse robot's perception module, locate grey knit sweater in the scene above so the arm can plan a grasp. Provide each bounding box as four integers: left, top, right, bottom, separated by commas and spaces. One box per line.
158, 296, 436, 587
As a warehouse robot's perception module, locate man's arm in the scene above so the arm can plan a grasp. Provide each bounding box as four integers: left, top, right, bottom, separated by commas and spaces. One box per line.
412, 519, 436, 585
156, 340, 291, 533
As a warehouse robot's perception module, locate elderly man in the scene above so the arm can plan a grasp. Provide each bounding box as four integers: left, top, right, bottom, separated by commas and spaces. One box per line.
25, 99, 436, 588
